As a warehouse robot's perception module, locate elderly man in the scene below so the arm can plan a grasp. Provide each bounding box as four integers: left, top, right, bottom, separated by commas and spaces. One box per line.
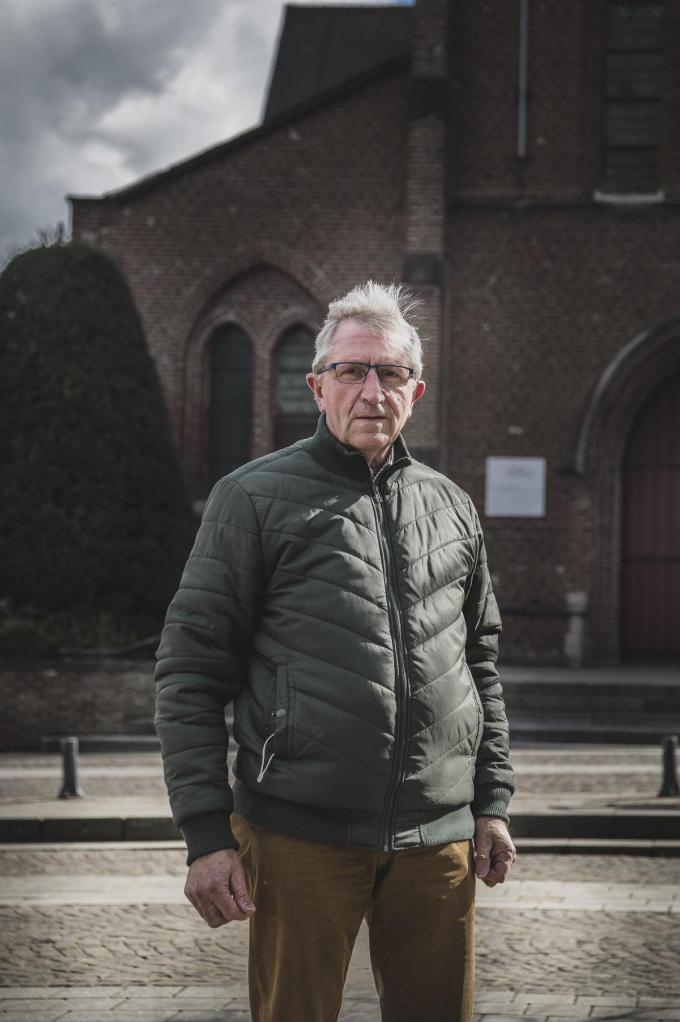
154, 281, 515, 1022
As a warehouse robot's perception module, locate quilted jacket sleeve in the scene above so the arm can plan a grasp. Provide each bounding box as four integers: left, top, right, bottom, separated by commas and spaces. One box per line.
463, 504, 514, 821
154, 477, 263, 863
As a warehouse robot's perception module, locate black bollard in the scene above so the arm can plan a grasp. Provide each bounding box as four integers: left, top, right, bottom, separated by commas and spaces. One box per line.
58, 736, 85, 799
658, 735, 680, 798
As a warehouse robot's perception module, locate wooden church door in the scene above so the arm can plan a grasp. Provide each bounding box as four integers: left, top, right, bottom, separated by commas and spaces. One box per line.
621, 370, 680, 659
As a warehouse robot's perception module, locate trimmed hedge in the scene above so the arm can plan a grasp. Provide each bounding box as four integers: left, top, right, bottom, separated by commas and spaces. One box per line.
0, 241, 195, 655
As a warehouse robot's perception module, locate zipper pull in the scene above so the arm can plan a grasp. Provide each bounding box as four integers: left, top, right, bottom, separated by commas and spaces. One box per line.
256, 708, 287, 783
256, 731, 276, 783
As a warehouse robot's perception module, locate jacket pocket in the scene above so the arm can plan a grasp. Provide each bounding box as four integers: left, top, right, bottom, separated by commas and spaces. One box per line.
272, 661, 293, 759
251, 653, 288, 736
256, 660, 292, 782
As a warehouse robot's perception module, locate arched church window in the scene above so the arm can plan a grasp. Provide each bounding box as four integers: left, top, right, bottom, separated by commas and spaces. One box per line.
208, 323, 252, 485
275, 325, 318, 449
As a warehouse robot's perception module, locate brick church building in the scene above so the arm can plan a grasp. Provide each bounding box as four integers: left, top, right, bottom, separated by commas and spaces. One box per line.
70, 1, 680, 667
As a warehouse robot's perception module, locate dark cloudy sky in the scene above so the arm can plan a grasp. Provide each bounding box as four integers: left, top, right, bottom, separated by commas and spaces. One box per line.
0, 0, 410, 263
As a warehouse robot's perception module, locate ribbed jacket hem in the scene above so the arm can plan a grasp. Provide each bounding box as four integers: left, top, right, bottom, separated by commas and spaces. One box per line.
471, 784, 513, 822
232, 779, 476, 850
182, 810, 239, 866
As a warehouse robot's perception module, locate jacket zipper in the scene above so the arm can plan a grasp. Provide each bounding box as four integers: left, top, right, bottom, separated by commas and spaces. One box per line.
370, 475, 410, 850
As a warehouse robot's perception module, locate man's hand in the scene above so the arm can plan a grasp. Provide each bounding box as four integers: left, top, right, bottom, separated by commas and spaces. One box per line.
184, 848, 256, 927
473, 816, 516, 887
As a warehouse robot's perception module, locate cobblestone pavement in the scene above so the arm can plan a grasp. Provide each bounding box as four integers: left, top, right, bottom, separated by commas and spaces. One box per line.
0, 744, 671, 803
4, 844, 680, 881
1, 848, 680, 1020
2, 874, 679, 912
1, 744, 678, 1020
1, 905, 679, 1017
1, 987, 680, 1022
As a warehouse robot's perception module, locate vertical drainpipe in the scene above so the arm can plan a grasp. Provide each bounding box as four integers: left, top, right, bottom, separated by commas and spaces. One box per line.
517, 0, 529, 158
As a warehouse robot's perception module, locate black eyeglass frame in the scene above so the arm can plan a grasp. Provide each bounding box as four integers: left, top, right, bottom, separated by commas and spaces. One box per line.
317, 362, 417, 386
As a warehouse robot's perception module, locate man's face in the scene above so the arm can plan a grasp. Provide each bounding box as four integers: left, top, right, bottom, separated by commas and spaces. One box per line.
306, 318, 426, 466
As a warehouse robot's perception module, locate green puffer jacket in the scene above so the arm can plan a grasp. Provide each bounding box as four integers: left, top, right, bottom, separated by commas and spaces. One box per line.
154, 416, 513, 864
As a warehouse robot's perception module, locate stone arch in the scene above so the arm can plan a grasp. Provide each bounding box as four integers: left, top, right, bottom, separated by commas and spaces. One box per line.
182, 243, 334, 346
576, 317, 680, 662
183, 265, 323, 496
574, 316, 680, 475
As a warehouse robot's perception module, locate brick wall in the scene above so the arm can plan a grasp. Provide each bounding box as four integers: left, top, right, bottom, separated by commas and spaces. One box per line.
72, 68, 412, 490
70, 0, 680, 664
445, 203, 680, 663
451, 0, 592, 199
440, 0, 680, 662
0, 660, 155, 751
450, 0, 680, 201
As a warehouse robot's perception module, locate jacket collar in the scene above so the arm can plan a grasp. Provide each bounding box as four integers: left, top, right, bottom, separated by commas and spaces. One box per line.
302, 414, 412, 485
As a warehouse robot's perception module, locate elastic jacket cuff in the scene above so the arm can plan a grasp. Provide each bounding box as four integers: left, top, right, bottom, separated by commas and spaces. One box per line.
471, 785, 512, 822
181, 811, 240, 866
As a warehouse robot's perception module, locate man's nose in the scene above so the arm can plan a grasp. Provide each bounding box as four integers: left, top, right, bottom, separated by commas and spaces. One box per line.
359, 367, 385, 400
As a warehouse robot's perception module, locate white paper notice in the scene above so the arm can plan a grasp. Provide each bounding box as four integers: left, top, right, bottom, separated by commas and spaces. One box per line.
485, 457, 546, 517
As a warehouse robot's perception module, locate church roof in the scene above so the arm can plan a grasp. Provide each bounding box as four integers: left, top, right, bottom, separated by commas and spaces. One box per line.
68, 56, 409, 205
68, 5, 413, 206
264, 4, 413, 120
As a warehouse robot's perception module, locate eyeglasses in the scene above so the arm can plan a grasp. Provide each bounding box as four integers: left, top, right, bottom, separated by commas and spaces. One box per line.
318, 362, 416, 387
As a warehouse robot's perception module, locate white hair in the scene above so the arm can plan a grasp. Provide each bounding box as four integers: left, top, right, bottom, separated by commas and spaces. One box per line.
312, 280, 423, 377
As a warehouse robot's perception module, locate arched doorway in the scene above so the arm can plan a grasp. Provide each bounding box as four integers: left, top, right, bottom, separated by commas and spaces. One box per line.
208, 324, 252, 485
275, 325, 317, 449
621, 370, 680, 660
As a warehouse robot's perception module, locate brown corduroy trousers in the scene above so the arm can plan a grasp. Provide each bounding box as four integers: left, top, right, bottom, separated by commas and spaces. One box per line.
231, 814, 476, 1022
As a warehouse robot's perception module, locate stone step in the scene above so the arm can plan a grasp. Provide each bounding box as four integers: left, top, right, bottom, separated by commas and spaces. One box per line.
1, 798, 678, 844
508, 717, 677, 744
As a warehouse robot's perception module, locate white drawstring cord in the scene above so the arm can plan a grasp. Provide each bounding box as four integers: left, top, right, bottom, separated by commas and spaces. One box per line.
256, 731, 276, 783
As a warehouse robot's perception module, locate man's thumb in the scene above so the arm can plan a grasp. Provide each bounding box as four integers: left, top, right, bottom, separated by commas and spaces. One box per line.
474, 837, 492, 878
230, 868, 256, 911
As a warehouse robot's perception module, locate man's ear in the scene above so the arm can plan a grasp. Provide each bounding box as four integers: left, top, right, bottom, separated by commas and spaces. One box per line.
412, 379, 426, 404
405, 379, 426, 421
306, 372, 325, 412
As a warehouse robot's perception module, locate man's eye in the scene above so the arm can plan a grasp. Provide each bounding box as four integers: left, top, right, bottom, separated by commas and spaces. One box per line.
379, 369, 403, 384
338, 365, 364, 381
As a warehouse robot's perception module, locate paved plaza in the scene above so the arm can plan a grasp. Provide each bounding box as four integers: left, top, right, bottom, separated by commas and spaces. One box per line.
0, 745, 679, 1020
1, 844, 679, 1021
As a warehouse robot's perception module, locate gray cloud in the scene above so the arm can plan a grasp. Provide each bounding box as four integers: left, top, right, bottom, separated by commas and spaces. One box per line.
0, 0, 405, 263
